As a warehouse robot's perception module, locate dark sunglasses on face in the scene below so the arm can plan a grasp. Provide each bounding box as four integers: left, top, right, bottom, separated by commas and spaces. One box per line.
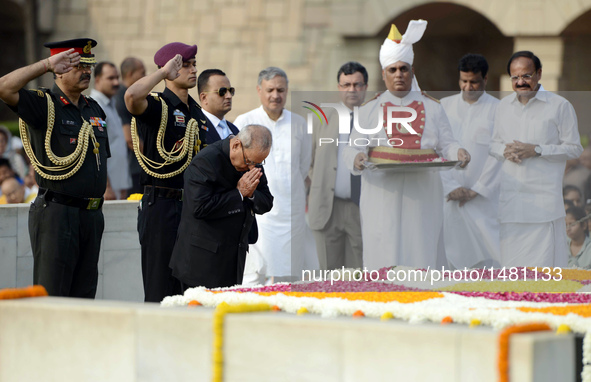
203, 87, 235, 97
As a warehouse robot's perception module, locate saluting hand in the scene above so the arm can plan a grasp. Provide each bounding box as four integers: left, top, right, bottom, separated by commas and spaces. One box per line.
162, 54, 182, 81
237, 167, 262, 199
48, 48, 80, 74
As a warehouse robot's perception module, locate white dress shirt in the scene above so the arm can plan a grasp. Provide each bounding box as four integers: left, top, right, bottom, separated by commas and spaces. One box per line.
440, 91, 501, 268
440, 92, 499, 194
202, 109, 231, 139
489, 85, 583, 223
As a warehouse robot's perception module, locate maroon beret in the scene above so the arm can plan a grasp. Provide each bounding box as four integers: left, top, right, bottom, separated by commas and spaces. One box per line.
154, 42, 198, 67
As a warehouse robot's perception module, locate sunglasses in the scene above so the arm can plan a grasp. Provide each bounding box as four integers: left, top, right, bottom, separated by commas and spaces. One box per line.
203, 87, 235, 97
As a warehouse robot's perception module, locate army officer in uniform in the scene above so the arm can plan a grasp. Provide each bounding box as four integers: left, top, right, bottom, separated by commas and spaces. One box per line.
125, 42, 207, 302
0, 38, 110, 298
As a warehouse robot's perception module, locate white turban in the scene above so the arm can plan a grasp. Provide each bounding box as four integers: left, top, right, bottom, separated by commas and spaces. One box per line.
379, 20, 428, 69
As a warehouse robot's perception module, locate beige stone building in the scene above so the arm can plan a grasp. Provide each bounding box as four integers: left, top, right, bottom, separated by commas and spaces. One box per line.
1, 0, 590, 123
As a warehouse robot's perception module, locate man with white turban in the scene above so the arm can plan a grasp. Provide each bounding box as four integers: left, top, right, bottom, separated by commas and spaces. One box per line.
343, 20, 470, 270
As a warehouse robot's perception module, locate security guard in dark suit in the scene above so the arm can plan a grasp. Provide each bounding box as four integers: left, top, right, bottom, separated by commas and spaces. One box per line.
0, 38, 110, 298
125, 42, 207, 302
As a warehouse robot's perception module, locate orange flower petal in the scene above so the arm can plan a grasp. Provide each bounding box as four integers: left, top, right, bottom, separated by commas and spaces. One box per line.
352, 310, 365, 317
441, 316, 453, 324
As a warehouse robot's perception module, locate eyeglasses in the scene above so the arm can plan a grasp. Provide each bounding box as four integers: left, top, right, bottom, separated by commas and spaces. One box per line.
203, 87, 235, 97
240, 142, 265, 167
338, 82, 366, 90
510, 73, 534, 82
75, 63, 95, 71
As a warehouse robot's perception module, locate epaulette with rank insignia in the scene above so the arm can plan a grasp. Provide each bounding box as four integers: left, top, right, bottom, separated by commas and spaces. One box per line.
362, 91, 383, 106
421, 91, 440, 103
150, 92, 161, 101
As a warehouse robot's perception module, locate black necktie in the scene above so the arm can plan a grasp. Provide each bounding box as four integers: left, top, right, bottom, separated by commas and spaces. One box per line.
350, 111, 361, 205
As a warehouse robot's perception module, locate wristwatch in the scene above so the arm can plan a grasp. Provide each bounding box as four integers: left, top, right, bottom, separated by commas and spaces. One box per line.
534, 145, 542, 157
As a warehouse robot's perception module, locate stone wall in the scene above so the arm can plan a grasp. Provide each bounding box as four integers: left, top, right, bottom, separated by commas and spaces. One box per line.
31, 0, 591, 121
0, 296, 576, 382
0, 200, 144, 302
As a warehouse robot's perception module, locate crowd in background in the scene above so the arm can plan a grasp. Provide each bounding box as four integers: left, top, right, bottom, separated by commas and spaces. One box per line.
0, 125, 38, 204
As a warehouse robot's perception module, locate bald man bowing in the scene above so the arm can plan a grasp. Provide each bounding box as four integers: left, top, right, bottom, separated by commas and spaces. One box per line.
170, 125, 274, 289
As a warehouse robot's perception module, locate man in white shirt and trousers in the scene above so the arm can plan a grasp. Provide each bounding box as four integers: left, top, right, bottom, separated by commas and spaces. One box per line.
440, 54, 501, 269
343, 20, 470, 270
234, 67, 318, 283
486, 50, 582, 267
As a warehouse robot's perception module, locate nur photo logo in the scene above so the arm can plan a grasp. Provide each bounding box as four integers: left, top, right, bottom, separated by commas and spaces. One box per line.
303, 102, 419, 135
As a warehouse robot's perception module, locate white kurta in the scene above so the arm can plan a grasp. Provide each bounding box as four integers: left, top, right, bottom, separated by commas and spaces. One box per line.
488, 86, 583, 266
343, 91, 461, 270
233, 106, 317, 278
90, 90, 131, 194
440, 92, 500, 269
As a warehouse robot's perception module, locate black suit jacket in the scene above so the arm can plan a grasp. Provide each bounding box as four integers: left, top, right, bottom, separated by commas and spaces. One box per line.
169, 138, 273, 288
202, 115, 259, 244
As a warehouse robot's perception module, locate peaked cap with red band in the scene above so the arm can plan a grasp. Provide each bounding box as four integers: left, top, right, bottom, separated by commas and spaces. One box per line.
154, 42, 198, 67
44, 38, 98, 64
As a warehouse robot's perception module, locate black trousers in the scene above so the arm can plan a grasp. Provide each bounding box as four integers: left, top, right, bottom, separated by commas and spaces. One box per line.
129, 172, 143, 195
138, 192, 183, 302
28, 194, 104, 298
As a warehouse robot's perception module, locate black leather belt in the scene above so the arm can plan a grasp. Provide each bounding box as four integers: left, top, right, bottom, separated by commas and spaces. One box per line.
144, 186, 183, 201
40, 188, 104, 210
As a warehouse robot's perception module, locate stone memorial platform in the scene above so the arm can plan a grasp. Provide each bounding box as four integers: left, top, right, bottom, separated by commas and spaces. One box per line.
0, 296, 575, 382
